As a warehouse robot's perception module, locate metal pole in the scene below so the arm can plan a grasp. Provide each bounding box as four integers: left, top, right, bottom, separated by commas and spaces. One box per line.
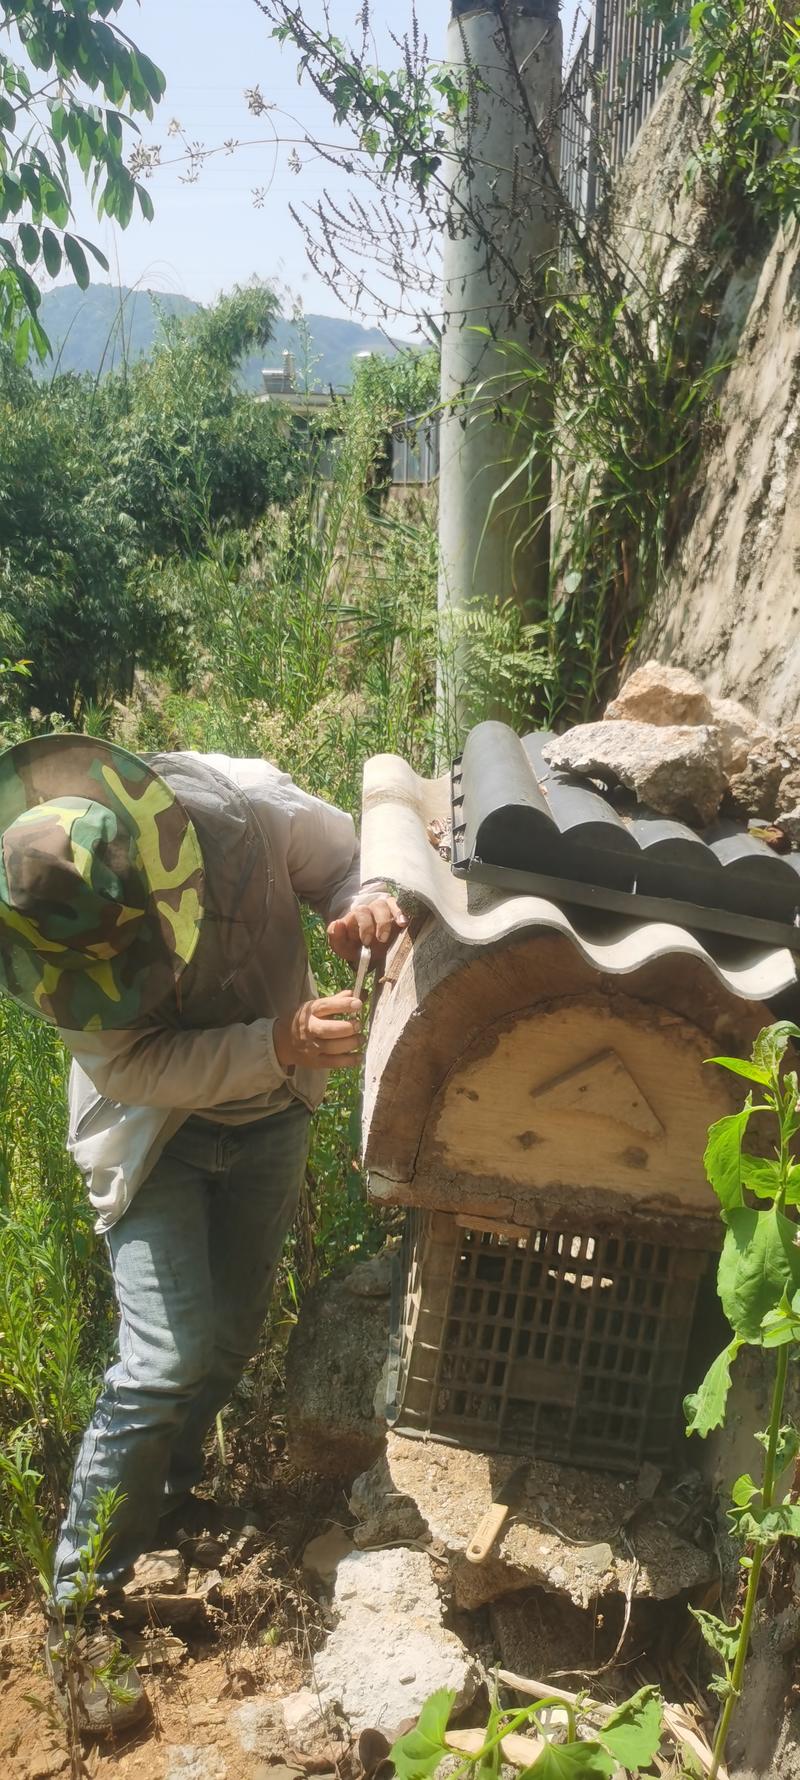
437, 0, 563, 737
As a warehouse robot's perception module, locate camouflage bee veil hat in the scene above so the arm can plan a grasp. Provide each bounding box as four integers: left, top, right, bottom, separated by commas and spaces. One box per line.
0, 735, 205, 1030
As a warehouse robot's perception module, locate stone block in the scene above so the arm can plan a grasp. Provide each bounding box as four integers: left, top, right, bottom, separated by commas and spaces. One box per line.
286, 1271, 390, 1479
309, 1547, 480, 1738
606, 660, 713, 727
544, 720, 725, 826
349, 1434, 715, 1614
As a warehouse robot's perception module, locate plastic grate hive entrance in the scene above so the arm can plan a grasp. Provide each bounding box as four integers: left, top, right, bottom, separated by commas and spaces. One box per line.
389, 1212, 710, 1471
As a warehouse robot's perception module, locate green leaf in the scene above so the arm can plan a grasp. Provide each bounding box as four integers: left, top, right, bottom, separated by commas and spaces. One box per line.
760, 1294, 800, 1347
690, 1608, 740, 1667
704, 1109, 751, 1211
390, 1688, 456, 1780
135, 52, 167, 104
730, 1473, 759, 1507
772, 1423, 800, 1475
732, 1502, 800, 1541
49, 101, 69, 144
684, 1339, 741, 1436
136, 184, 154, 223
12, 260, 41, 313
13, 312, 30, 365
102, 168, 134, 230
521, 1742, 615, 1778
39, 173, 69, 228
18, 222, 39, 265
708, 1056, 770, 1086
753, 1022, 800, 1077
27, 313, 49, 361
41, 227, 62, 278
740, 1156, 783, 1201
63, 234, 90, 290
599, 1686, 663, 1768
718, 1206, 800, 1341
73, 234, 109, 273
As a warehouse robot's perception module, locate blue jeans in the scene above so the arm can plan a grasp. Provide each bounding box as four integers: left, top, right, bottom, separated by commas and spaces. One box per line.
54, 1102, 310, 1601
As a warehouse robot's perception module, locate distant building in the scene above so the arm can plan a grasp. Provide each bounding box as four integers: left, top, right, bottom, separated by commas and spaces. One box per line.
261, 349, 297, 395
390, 413, 440, 487
256, 347, 439, 490
258, 349, 336, 415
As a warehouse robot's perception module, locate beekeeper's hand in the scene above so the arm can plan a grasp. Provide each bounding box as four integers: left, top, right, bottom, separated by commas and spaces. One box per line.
273, 992, 364, 1071
327, 894, 407, 965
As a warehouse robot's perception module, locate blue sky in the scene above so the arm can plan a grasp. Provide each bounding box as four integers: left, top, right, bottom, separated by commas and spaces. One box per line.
59, 0, 585, 321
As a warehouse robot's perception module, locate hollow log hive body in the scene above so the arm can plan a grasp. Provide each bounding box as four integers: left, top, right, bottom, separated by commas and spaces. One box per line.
364, 920, 770, 1467
359, 744, 798, 1465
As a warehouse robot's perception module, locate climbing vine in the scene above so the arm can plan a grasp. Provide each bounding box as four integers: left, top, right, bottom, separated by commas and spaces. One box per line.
390, 1681, 665, 1780
473, 270, 726, 724
687, 0, 800, 227
686, 1021, 800, 1780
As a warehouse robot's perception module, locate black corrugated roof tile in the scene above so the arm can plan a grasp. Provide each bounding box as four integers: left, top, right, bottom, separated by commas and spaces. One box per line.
452, 722, 800, 948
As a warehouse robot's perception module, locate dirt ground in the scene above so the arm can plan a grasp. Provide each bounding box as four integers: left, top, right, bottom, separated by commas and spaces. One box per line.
0, 1614, 296, 1780
0, 1461, 353, 1780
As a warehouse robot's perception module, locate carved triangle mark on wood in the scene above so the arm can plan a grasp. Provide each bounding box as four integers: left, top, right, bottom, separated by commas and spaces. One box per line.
529, 1048, 665, 1139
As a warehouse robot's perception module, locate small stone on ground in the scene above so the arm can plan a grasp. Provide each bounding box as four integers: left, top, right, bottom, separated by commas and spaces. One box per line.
126, 1550, 187, 1595
302, 1525, 354, 1584
164, 1750, 227, 1780
297, 1546, 480, 1739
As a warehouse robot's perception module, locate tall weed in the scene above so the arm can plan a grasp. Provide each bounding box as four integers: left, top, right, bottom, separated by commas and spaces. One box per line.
469, 256, 727, 722
0, 1002, 111, 1562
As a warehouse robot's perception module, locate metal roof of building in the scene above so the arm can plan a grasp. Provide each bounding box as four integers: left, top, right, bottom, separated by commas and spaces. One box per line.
361, 747, 799, 1003
451, 722, 800, 949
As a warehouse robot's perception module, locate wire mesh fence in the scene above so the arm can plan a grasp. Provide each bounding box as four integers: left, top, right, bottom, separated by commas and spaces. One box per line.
561, 0, 682, 238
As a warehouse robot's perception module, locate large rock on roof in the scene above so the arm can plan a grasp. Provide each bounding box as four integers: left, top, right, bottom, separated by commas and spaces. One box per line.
726, 738, 791, 823
710, 694, 773, 775
543, 719, 726, 827
775, 766, 800, 843
606, 662, 775, 778
606, 661, 714, 728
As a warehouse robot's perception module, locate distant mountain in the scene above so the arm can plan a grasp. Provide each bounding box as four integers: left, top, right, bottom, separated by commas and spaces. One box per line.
34, 284, 402, 391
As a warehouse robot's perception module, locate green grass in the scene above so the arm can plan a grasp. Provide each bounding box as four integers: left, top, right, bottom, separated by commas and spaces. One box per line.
0, 1000, 113, 1574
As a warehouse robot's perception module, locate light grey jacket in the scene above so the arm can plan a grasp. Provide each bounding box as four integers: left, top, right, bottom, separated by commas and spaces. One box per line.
61, 753, 371, 1231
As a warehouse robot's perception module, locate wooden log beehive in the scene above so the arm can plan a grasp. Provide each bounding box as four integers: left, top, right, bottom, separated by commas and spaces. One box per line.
359, 740, 798, 1469
363, 919, 770, 1469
